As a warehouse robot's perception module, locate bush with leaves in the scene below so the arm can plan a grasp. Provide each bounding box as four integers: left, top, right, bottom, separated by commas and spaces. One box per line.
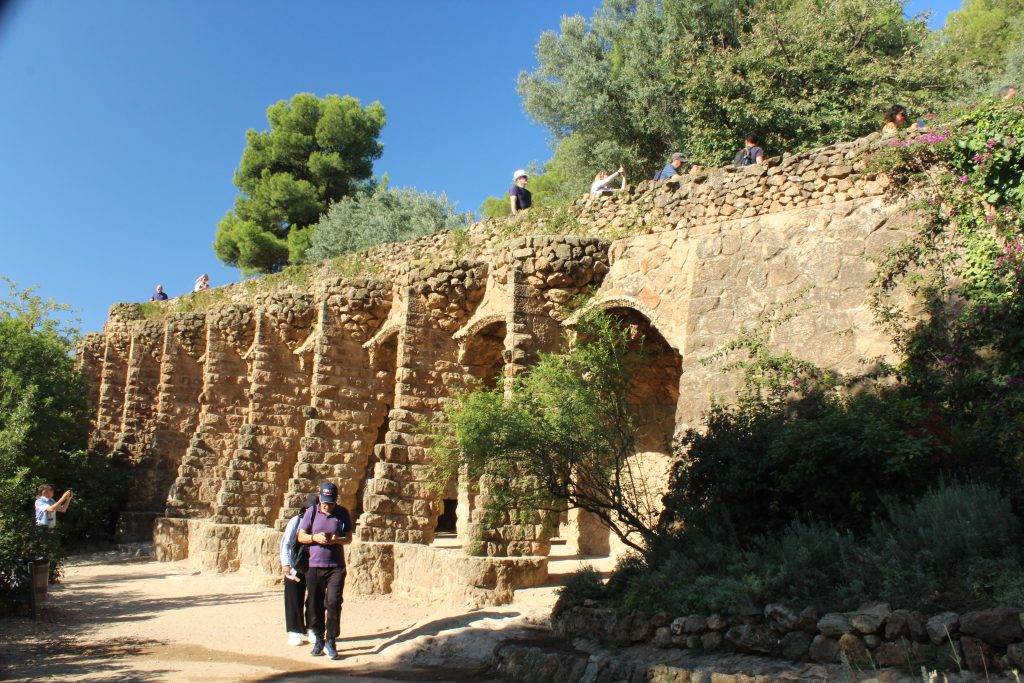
579, 482, 1024, 616
0, 279, 128, 605
430, 310, 667, 553
304, 180, 471, 262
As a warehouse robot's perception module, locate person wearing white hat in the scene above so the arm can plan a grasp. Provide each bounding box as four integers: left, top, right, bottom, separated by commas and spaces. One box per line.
508, 169, 532, 215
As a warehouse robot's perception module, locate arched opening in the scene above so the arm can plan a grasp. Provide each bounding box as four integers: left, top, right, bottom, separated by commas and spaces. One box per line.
354, 331, 398, 523
562, 305, 682, 558
437, 320, 507, 545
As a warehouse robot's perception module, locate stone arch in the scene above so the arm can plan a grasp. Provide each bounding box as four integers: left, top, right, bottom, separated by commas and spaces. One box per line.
437, 319, 510, 545
564, 303, 683, 557
566, 295, 680, 353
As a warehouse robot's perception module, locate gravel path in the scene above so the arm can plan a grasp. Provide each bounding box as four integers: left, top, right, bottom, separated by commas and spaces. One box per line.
0, 554, 552, 682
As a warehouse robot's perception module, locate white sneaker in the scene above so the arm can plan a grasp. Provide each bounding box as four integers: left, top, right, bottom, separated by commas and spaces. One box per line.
307, 629, 316, 644
287, 632, 304, 647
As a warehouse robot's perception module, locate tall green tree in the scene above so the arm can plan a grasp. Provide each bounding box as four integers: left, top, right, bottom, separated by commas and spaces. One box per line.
937, 0, 1024, 92
214, 93, 386, 274
518, 0, 954, 192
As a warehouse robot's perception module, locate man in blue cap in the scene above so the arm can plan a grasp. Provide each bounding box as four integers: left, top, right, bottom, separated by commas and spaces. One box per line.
296, 481, 353, 659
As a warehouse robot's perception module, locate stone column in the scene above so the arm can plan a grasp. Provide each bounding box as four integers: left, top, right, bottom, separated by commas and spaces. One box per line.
357, 260, 485, 544
213, 293, 314, 526
165, 305, 255, 518
119, 313, 206, 538
115, 320, 165, 460
92, 321, 132, 452
77, 332, 106, 433
275, 278, 389, 529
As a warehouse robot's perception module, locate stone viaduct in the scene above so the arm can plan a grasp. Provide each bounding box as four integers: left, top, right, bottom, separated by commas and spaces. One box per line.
79, 132, 913, 606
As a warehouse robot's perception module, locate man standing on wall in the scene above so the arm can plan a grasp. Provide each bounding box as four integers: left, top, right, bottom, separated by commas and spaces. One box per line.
297, 481, 352, 660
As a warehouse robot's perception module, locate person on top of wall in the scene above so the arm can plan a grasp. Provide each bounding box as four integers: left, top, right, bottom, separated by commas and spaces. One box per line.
509, 169, 532, 214
881, 105, 908, 135
193, 274, 210, 292
297, 481, 353, 660
35, 484, 72, 529
151, 284, 169, 302
733, 134, 765, 167
590, 166, 627, 196
280, 492, 319, 647
1000, 84, 1019, 101
654, 152, 688, 181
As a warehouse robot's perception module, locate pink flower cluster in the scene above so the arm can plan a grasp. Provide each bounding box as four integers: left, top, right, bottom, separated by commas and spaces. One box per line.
918, 132, 949, 145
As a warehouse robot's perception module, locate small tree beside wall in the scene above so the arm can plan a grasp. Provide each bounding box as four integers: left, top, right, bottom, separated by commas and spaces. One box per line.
429, 310, 670, 554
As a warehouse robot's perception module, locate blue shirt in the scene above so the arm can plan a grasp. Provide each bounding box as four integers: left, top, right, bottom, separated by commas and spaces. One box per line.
299, 505, 352, 568
509, 185, 532, 211
35, 497, 56, 527
654, 163, 678, 181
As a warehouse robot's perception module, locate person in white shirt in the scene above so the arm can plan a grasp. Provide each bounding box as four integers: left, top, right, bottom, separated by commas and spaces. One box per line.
193, 274, 210, 292
590, 166, 627, 196
280, 493, 318, 646
35, 484, 72, 528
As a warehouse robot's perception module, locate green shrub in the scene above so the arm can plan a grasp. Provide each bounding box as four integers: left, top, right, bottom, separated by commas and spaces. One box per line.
600, 483, 1024, 615
305, 181, 471, 263
0, 279, 128, 605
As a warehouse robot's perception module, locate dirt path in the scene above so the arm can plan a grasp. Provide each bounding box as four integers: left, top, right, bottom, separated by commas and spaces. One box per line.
0, 553, 559, 682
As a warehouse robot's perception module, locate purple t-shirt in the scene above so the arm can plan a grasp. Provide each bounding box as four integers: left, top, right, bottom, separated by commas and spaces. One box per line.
299, 505, 352, 568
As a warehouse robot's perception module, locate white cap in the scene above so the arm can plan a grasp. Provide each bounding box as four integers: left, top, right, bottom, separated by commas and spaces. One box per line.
513, 169, 528, 181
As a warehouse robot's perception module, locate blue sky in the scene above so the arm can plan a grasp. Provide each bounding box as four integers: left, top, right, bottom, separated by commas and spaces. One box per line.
0, 0, 959, 334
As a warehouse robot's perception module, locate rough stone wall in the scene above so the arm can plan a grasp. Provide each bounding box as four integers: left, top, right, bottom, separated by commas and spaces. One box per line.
357, 259, 487, 545
276, 277, 390, 529
212, 293, 315, 525
83, 132, 922, 603
165, 306, 255, 517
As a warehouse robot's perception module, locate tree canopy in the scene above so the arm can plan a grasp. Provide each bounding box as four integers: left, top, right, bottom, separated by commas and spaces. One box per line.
303, 180, 472, 262
213, 93, 386, 274
517, 0, 954, 191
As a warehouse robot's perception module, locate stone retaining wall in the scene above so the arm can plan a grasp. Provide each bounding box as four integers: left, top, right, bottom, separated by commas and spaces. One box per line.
554, 602, 1024, 675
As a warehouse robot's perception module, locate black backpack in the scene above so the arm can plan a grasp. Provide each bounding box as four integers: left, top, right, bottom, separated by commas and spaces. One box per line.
288, 506, 316, 573
734, 147, 755, 167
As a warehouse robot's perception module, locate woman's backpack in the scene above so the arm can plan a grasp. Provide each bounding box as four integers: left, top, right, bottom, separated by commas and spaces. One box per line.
288, 506, 317, 573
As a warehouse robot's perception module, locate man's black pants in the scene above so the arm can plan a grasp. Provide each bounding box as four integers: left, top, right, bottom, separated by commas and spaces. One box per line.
305, 566, 345, 641
284, 572, 306, 634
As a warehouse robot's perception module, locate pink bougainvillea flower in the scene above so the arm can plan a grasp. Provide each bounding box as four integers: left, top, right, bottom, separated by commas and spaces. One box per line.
958, 175, 969, 183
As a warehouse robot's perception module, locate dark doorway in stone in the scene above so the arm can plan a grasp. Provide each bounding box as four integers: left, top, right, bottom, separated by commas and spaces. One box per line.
435, 498, 458, 533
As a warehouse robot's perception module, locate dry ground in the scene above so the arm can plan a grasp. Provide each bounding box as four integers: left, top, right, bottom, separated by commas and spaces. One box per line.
0, 546, 612, 682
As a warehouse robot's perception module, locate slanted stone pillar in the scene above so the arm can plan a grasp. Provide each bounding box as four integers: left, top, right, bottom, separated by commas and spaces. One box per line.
119, 313, 206, 538
357, 260, 485, 544
115, 320, 165, 459
92, 319, 132, 452
165, 305, 255, 518
275, 278, 389, 529
213, 293, 314, 525
77, 332, 106, 433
